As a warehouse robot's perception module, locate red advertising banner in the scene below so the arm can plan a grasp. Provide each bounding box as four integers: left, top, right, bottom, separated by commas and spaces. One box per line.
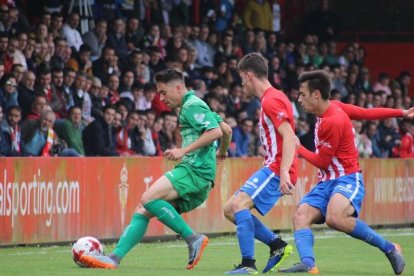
0, 157, 413, 246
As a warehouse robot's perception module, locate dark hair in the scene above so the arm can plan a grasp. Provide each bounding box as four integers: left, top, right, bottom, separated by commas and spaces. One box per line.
79, 44, 91, 53
154, 68, 184, 84
68, 106, 81, 114
6, 105, 21, 115
298, 70, 332, 100
103, 104, 116, 113
238, 52, 268, 79
143, 83, 156, 92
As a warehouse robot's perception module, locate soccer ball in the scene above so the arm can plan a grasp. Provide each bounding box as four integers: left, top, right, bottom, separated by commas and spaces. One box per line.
72, 236, 104, 267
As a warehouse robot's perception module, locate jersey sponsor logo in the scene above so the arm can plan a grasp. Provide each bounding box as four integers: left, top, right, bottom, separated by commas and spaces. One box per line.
194, 113, 205, 123
317, 140, 332, 149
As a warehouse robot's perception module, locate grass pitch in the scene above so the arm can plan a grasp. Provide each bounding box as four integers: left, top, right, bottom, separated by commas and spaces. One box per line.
1, 228, 412, 276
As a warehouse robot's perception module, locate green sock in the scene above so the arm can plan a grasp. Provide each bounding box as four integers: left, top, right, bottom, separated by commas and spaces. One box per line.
112, 213, 149, 259
144, 199, 194, 238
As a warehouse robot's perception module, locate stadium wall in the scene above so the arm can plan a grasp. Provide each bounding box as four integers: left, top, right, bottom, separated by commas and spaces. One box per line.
0, 157, 413, 246
337, 42, 414, 96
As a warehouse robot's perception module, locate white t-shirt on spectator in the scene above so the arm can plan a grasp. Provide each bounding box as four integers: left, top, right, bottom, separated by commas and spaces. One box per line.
61, 23, 83, 51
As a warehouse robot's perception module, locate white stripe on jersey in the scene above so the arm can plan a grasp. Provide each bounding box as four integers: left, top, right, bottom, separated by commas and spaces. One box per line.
251, 172, 276, 199
349, 172, 360, 201
262, 112, 278, 166
332, 156, 345, 177
327, 164, 335, 180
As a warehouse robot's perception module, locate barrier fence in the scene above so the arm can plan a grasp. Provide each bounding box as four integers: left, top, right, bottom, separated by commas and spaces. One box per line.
0, 157, 413, 246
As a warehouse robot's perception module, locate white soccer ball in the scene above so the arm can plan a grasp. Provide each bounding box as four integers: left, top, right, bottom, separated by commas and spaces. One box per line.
72, 236, 104, 267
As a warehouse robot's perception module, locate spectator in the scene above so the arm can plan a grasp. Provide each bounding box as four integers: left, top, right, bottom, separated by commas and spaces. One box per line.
50, 12, 64, 39
136, 83, 156, 111
158, 111, 178, 151
136, 110, 156, 156
243, 0, 272, 32
0, 74, 18, 110
17, 70, 36, 118
26, 95, 47, 120
392, 119, 414, 158
230, 118, 253, 157
54, 106, 85, 156
377, 118, 401, 157
82, 19, 107, 60
107, 17, 129, 60
2, 105, 22, 156
373, 72, 392, 96
83, 105, 118, 156
193, 24, 215, 68
21, 109, 79, 156
67, 44, 93, 75
60, 12, 82, 51
115, 110, 141, 156
92, 46, 117, 82
49, 68, 68, 118
353, 120, 372, 158
125, 17, 144, 51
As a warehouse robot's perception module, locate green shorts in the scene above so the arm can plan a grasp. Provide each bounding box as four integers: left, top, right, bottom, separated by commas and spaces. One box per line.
165, 164, 212, 214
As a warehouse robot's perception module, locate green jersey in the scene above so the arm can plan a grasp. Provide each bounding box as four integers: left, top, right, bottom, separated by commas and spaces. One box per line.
178, 91, 222, 181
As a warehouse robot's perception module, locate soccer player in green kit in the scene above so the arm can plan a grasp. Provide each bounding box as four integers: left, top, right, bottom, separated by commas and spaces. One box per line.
79, 68, 232, 270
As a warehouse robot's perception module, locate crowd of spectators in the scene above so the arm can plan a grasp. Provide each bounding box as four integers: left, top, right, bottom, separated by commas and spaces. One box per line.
0, 0, 412, 158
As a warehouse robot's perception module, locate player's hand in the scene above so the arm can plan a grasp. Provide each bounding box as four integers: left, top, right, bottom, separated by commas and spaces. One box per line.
279, 170, 295, 195
216, 150, 228, 163
164, 148, 185, 161
402, 107, 414, 119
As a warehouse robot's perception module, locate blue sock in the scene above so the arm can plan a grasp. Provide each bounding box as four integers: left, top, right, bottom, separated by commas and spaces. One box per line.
350, 219, 394, 252
235, 209, 255, 259
294, 229, 315, 267
252, 215, 276, 244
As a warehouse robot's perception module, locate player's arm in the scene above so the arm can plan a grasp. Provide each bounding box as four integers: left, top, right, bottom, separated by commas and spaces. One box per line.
298, 119, 341, 170
277, 121, 297, 195
164, 127, 222, 161
332, 100, 414, 120
216, 121, 232, 161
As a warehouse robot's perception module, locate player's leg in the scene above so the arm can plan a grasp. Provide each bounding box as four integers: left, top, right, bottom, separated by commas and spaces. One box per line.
224, 191, 258, 274
280, 183, 328, 274
142, 166, 210, 269
79, 207, 154, 269
326, 173, 405, 274
110, 206, 154, 262
224, 195, 288, 257
279, 203, 322, 274
224, 167, 290, 274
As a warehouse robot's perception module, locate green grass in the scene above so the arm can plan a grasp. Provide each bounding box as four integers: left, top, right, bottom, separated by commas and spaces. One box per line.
0, 228, 412, 276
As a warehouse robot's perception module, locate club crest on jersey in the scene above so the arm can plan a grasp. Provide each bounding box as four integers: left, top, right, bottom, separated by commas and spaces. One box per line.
277, 112, 286, 121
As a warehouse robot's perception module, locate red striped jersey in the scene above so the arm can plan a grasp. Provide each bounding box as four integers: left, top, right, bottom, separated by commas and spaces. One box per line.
299, 101, 403, 182
259, 87, 297, 184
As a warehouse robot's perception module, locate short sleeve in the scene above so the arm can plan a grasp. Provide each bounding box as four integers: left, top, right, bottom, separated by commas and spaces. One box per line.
213, 112, 223, 124
262, 97, 291, 129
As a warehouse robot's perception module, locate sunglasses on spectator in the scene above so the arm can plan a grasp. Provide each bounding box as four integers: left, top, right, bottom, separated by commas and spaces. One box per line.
6, 82, 17, 87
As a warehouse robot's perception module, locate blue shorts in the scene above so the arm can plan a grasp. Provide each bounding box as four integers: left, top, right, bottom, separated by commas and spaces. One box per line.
300, 172, 365, 222
238, 167, 283, 216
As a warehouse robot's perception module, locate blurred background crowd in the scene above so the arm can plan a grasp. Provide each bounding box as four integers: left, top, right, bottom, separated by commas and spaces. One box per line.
0, 0, 412, 158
